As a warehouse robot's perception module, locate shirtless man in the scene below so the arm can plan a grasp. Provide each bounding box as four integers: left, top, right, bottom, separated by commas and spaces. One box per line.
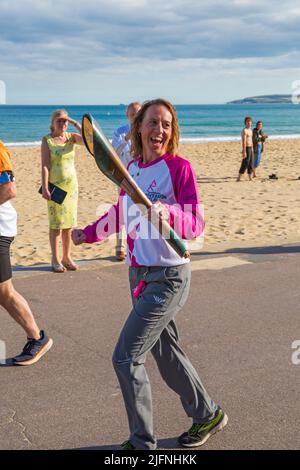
237, 116, 253, 181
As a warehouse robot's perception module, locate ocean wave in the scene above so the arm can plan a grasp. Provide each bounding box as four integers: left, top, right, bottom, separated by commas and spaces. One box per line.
5, 141, 42, 147
268, 134, 300, 140
5, 139, 114, 147
180, 136, 241, 143
180, 134, 300, 143
4, 134, 300, 147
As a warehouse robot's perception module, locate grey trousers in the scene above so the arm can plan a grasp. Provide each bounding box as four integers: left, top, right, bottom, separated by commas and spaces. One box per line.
112, 264, 217, 450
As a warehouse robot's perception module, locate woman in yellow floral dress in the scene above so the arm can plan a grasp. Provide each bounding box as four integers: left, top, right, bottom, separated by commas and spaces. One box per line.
41, 109, 83, 272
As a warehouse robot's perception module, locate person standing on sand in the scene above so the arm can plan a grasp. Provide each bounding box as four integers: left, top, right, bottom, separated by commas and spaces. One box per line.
72, 99, 228, 450
0, 140, 53, 365
252, 121, 268, 178
112, 102, 141, 261
41, 109, 84, 273
237, 116, 254, 181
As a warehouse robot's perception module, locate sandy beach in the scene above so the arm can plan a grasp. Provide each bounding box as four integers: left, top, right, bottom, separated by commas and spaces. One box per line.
8, 139, 300, 267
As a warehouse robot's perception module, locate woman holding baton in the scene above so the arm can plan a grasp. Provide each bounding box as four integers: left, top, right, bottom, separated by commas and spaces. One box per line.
72, 99, 228, 450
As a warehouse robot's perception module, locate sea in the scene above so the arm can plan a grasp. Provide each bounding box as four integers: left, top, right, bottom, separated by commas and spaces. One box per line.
0, 103, 299, 146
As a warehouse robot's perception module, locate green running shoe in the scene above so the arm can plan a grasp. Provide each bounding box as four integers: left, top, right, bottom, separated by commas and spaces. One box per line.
121, 440, 136, 450
178, 407, 228, 447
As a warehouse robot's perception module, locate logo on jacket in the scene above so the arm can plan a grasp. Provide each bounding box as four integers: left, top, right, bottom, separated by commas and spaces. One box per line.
146, 179, 166, 203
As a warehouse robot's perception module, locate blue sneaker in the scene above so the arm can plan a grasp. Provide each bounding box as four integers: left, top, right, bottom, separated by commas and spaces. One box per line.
13, 330, 53, 366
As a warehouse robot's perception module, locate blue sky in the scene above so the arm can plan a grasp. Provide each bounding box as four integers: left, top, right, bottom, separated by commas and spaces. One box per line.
0, 0, 300, 104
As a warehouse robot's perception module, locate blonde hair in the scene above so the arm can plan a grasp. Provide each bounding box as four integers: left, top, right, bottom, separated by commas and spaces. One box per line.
130, 99, 180, 159
50, 109, 68, 132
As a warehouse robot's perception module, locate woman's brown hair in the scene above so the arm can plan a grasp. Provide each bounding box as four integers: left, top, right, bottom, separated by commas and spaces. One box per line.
130, 99, 180, 158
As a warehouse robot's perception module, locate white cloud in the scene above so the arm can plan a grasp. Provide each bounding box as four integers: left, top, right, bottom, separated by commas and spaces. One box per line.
0, 0, 300, 103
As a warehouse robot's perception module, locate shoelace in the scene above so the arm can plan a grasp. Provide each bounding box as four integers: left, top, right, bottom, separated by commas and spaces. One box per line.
22, 338, 36, 355
189, 417, 217, 436
189, 423, 202, 436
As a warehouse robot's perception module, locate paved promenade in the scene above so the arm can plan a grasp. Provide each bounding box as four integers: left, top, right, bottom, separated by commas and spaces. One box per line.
0, 243, 299, 449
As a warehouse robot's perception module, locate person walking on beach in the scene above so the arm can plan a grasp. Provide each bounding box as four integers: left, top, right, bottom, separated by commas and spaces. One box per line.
252, 121, 268, 178
0, 140, 53, 365
41, 109, 84, 273
112, 102, 141, 261
237, 116, 254, 181
72, 99, 228, 450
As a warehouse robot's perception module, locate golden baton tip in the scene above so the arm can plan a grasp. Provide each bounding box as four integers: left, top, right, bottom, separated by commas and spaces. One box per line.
83, 116, 94, 155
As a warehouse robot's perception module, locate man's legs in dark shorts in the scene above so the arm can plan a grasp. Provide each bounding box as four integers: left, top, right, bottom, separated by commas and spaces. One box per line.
238, 147, 254, 181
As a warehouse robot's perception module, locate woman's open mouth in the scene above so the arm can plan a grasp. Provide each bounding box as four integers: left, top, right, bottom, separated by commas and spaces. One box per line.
150, 137, 163, 144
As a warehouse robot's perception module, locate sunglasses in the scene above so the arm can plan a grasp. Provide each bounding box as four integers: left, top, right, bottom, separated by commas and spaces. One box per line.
57, 118, 68, 124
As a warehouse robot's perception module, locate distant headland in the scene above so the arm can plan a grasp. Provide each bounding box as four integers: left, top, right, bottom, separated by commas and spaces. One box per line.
227, 94, 292, 104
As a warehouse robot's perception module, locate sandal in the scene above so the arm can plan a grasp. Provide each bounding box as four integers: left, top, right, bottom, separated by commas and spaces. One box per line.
62, 261, 79, 271
52, 263, 66, 273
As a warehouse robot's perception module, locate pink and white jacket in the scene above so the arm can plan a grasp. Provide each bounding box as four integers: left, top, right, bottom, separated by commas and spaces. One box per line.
83, 153, 205, 267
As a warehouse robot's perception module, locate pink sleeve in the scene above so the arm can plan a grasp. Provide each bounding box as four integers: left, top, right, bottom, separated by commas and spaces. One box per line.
83, 192, 125, 244
164, 159, 205, 240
